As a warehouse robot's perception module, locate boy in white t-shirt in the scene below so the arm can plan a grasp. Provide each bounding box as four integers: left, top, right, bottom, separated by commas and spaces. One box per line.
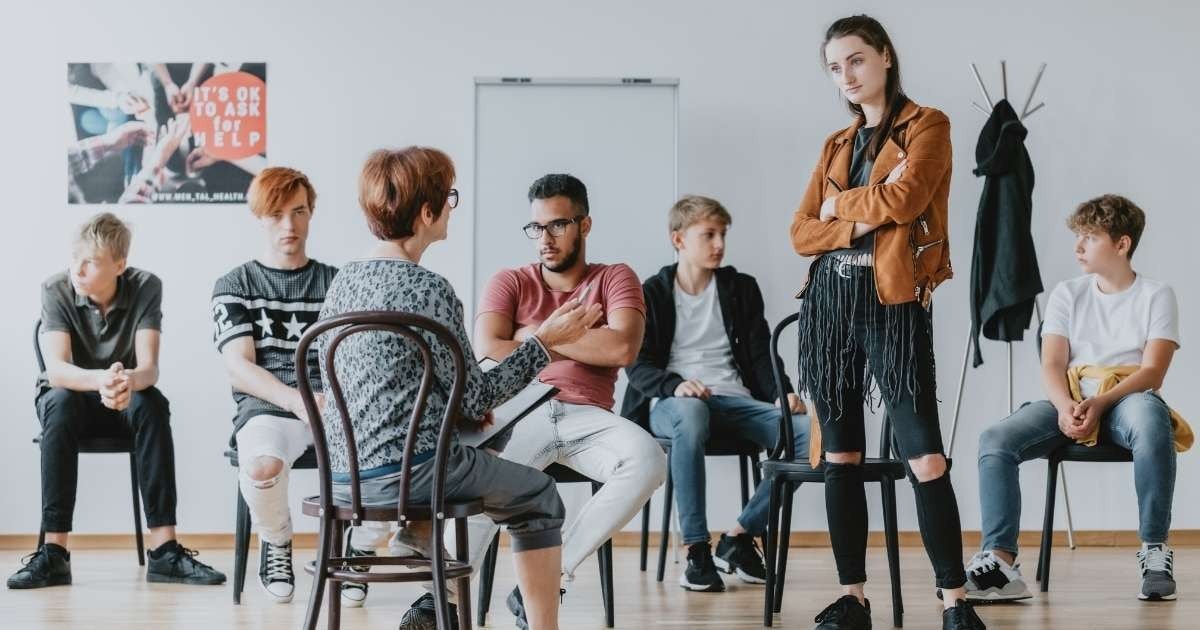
967, 194, 1184, 603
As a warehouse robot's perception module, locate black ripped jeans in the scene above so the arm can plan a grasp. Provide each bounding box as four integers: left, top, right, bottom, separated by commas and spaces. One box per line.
799, 257, 967, 590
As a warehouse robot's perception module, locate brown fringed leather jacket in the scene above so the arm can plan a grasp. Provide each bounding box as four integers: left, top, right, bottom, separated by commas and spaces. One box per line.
791, 99, 953, 306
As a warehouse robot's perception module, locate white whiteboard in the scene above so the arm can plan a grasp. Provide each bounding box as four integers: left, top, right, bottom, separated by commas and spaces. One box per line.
471, 78, 679, 327
472, 78, 678, 418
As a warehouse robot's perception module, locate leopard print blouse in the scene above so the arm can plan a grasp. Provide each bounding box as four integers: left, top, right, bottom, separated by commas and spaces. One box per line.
315, 258, 548, 477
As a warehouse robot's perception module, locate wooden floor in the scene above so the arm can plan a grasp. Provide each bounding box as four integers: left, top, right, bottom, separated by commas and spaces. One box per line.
1, 545, 1193, 629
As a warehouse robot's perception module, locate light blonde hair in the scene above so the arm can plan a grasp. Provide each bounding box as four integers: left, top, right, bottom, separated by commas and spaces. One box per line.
75, 212, 131, 261
668, 195, 732, 247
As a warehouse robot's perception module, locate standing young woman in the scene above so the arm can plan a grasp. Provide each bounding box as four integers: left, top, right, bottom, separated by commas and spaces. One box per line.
790, 16, 986, 630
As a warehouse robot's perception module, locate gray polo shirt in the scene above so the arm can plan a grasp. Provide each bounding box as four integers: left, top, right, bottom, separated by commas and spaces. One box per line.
37, 267, 163, 394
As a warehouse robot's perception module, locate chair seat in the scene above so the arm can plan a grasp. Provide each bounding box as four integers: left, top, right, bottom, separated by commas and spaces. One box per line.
33, 434, 133, 453
1047, 443, 1133, 464
301, 496, 484, 522
545, 463, 594, 484
760, 457, 906, 481
652, 434, 763, 457
224, 447, 318, 469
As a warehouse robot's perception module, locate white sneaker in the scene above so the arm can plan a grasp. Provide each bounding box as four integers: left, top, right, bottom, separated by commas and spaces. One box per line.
258, 539, 295, 604
1137, 543, 1177, 601
964, 550, 1032, 602
339, 527, 374, 609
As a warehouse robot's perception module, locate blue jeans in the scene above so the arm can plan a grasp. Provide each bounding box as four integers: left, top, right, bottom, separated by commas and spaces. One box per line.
650, 395, 809, 545
978, 392, 1176, 555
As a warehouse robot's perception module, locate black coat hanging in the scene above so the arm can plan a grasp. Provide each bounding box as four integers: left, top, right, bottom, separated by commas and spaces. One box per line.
969, 98, 1043, 367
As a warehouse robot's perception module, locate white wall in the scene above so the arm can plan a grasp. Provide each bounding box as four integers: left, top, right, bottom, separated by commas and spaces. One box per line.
1, 0, 1195, 540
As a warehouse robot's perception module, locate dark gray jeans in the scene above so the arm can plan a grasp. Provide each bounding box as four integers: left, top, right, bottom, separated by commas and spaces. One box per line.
333, 444, 564, 552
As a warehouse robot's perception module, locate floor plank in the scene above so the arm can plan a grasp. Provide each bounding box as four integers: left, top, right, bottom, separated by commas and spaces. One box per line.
1, 545, 1193, 628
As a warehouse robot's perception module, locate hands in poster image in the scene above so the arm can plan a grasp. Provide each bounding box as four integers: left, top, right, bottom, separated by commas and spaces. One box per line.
118, 115, 192, 204
103, 120, 154, 152
68, 62, 265, 203
117, 91, 150, 116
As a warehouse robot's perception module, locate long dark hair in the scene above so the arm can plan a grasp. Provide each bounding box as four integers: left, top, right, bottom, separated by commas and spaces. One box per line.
822, 15, 909, 161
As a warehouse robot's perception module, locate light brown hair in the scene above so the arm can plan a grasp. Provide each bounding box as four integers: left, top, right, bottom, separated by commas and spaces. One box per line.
1068, 194, 1146, 258
668, 195, 732, 237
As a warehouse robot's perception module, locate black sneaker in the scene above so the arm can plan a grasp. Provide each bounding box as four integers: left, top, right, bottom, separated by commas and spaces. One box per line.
506, 585, 566, 630
340, 535, 374, 608
506, 587, 530, 630
146, 542, 226, 585
813, 594, 872, 630
680, 542, 725, 592
1138, 543, 1177, 601
6, 544, 71, 589
399, 592, 459, 630
942, 600, 986, 629
714, 533, 767, 584
258, 539, 295, 603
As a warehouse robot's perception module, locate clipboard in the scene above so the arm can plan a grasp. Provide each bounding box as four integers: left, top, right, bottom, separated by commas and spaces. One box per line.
458, 357, 558, 449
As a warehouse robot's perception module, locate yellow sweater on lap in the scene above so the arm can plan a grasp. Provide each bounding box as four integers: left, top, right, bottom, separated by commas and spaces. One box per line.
1066, 364, 1192, 453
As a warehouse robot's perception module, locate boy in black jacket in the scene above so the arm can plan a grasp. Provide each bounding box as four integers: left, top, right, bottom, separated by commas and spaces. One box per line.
622, 195, 809, 592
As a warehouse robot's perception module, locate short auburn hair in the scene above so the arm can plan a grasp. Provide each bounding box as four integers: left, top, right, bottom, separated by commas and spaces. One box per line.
247, 167, 317, 218
359, 147, 455, 241
1067, 194, 1147, 259
75, 212, 131, 261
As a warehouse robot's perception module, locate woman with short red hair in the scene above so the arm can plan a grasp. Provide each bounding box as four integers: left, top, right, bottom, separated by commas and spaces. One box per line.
317, 147, 600, 629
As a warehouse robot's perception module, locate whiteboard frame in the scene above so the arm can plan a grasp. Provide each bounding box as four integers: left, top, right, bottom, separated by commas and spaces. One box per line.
470, 76, 680, 310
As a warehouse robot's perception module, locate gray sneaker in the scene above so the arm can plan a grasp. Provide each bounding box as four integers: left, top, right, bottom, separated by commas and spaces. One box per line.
964, 551, 1032, 602
1137, 543, 1176, 601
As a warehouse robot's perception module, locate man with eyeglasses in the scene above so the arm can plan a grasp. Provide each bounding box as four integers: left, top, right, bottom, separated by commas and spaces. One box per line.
467, 173, 667, 628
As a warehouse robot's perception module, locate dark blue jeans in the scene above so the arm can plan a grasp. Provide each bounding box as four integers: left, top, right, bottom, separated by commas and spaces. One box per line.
650, 395, 809, 545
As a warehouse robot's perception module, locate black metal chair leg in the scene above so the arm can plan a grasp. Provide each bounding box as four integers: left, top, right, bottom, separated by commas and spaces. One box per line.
455, 517, 473, 630
639, 500, 651, 571
739, 455, 750, 508
882, 479, 903, 627
656, 463, 674, 582
751, 452, 762, 487
129, 453, 144, 566
763, 477, 783, 627
597, 537, 609, 624
233, 484, 251, 604
1038, 459, 1060, 591
478, 532, 499, 627
773, 484, 794, 614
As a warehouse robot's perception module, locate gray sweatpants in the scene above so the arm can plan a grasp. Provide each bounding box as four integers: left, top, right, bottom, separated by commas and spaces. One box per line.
332, 444, 564, 553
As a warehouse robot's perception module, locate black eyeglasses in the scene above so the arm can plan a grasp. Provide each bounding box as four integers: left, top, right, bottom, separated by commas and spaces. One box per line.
447, 188, 459, 209
523, 215, 585, 239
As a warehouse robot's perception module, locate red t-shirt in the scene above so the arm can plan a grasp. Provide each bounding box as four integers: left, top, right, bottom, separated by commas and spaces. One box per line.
478, 263, 645, 410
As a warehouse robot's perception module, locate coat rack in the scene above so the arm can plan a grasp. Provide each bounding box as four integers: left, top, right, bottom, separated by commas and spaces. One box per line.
948, 61, 1077, 550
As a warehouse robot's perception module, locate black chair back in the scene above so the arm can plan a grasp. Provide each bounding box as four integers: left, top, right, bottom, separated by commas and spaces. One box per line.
768, 311, 895, 462
34, 319, 45, 372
